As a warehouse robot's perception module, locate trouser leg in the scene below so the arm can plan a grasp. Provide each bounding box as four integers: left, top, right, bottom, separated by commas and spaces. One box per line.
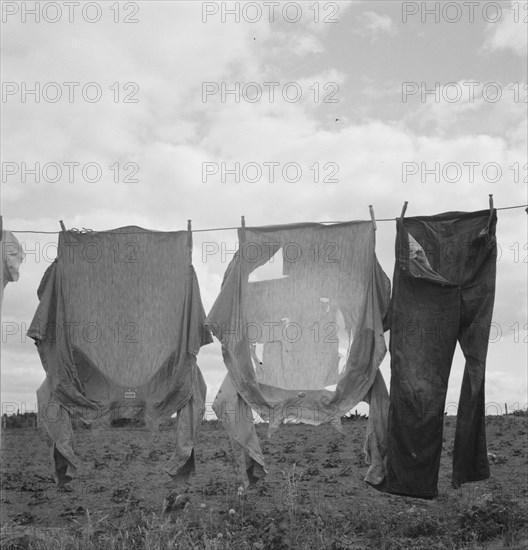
452, 357, 489, 488
453, 232, 496, 487
387, 281, 458, 498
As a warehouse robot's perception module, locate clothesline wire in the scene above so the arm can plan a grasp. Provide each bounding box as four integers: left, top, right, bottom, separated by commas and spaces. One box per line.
5, 204, 528, 235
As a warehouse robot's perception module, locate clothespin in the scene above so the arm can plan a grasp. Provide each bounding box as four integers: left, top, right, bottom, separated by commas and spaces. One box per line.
400, 201, 408, 220
59, 220, 66, 232
487, 194, 494, 233
368, 205, 377, 230
240, 215, 246, 245
187, 219, 192, 250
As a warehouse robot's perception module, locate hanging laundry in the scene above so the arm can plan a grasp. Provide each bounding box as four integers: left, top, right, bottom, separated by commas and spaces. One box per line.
1, 230, 25, 307
27, 226, 211, 485
206, 221, 391, 487
386, 209, 497, 499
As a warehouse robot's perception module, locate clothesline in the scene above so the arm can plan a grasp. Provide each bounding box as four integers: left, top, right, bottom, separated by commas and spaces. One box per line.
4, 204, 528, 235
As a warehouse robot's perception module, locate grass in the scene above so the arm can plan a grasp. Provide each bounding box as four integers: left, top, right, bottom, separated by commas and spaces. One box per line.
2, 469, 527, 550
2, 414, 527, 549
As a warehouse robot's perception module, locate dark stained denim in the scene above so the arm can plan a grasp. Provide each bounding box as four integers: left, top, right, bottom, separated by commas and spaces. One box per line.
386, 209, 497, 498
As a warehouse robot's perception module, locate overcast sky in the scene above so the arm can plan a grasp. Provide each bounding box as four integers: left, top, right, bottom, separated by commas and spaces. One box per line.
1, 1, 527, 417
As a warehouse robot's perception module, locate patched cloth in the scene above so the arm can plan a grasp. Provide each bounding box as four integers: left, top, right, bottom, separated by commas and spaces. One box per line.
387, 209, 497, 498
28, 227, 211, 484
206, 221, 391, 486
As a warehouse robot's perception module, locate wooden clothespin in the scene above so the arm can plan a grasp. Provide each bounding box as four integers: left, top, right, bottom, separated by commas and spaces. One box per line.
187, 219, 192, 250
487, 194, 495, 234
400, 201, 408, 220
59, 220, 66, 232
240, 215, 246, 245
368, 205, 377, 231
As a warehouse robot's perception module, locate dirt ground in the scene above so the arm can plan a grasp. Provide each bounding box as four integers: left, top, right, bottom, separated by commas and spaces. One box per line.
1, 414, 527, 542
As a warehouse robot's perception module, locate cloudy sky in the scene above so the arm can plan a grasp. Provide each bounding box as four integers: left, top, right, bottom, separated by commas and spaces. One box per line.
1, 0, 527, 417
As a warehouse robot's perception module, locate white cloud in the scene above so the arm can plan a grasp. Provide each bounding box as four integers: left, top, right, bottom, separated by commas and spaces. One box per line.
359, 11, 395, 37
403, 80, 528, 148
483, 1, 528, 55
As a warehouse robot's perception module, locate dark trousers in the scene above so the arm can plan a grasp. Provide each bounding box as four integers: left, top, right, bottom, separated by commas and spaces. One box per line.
386, 209, 497, 498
